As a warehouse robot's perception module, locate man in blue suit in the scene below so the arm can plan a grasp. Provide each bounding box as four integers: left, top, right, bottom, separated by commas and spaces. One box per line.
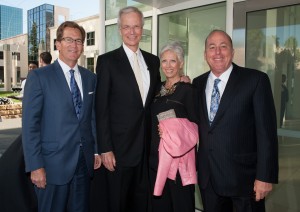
22, 21, 101, 212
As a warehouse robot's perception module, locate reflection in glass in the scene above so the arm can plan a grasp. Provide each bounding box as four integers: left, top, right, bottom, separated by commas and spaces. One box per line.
247, 6, 300, 211
246, 5, 300, 130
158, 3, 226, 81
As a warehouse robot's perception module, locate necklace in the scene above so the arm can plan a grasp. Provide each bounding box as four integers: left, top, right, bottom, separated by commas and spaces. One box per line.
159, 82, 179, 96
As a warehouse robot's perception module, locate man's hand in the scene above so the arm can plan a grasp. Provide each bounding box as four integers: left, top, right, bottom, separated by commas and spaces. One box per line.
94, 154, 102, 169
101, 151, 116, 171
180, 75, 191, 83
31, 168, 46, 189
253, 180, 273, 201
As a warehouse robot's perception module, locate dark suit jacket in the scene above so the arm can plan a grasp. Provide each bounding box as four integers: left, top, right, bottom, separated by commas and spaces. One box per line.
95, 46, 160, 167
22, 60, 97, 185
193, 63, 278, 197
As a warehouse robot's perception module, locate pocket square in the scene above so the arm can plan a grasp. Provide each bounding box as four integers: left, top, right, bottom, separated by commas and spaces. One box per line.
88, 92, 94, 95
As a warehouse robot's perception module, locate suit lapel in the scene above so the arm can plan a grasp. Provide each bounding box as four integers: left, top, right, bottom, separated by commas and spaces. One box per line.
53, 61, 74, 110
197, 72, 210, 126
78, 67, 87, 119
141, 50, 154, 107
53, 60, 82, 120
211, 65, 240, 128
119, 47, 144, 106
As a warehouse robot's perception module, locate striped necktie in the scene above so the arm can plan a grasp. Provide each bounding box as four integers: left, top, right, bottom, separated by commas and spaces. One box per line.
70, 69, 82, 119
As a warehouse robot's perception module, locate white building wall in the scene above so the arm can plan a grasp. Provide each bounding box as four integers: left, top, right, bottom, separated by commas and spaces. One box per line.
54, 6, 70, 26
0, 33, 28, 81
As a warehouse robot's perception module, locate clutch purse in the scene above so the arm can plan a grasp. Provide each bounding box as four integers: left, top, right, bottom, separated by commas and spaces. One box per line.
157, 109, 176, 121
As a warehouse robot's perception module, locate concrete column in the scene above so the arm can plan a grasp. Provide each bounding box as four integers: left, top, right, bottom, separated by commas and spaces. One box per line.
11, 53, 18, 87
226, 0, 234, 38
152, 8, 158, 55
99, 0, 105, 55
3, 44, 12, 91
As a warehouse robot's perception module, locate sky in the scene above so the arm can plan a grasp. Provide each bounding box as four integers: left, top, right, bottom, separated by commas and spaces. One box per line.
0, 0, 99, 33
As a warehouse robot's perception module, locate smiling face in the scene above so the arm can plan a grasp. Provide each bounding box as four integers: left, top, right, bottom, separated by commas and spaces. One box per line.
204, 31, 234, 77
55, 27, 84, 68
161, 50, 183, 82
119, 11, 143, 52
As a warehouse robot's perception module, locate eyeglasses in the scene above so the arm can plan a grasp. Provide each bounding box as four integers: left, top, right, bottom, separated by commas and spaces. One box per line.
121, 25, 142, 32
61, 37, 84, 45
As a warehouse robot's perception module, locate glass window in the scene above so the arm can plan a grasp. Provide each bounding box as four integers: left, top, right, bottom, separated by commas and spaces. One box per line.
87, 31, 95, 46
246, 4, 300, 211
54, 39, 57, 51
105, 24, 122, 52
15, 52, 20, 61
0, 66, 4, 82
158, 3, 226, 81
87, 57, 95, 72
17, 67, 21, 83
105, 0, 152, 20
246, 5, 300, 130
105, 17, 152, 53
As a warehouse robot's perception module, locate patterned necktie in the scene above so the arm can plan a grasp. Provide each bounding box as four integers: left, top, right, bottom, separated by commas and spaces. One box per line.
209, 78, 221, 125
133, 52, 144, 101
70, 70, 82, 119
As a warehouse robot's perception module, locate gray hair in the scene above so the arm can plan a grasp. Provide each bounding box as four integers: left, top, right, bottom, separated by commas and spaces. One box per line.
159, 41, 184, 64
159, 41, 185, 75
117, 6, 144, 28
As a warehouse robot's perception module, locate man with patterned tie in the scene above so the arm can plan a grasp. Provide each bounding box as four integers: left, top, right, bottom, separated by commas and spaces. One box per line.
22, 21, 101, 212
193, 30, 278, 212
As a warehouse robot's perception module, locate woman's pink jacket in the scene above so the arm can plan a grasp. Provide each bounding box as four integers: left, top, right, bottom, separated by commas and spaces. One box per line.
154, 118, 199, 196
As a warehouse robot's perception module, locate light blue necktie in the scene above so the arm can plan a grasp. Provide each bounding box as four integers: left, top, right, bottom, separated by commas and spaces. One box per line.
209, 78, 221, 125
70, 70, 82, 119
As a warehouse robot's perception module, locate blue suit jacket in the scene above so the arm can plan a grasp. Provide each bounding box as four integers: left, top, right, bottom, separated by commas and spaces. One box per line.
22, 60, 97, 185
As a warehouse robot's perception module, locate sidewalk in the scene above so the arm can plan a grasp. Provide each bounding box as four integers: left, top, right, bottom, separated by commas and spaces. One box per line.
0, 117, 22, 130
0, 117, 22, 157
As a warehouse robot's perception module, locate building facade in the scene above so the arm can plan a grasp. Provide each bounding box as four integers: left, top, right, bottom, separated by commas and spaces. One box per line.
97, 0, 300, 211
0, 5, 23, 40
27, 4, 69, 62
0, 34, 28, 90
49, 1, 300, 210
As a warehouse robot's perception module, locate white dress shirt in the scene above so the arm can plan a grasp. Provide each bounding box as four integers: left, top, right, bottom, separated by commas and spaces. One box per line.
57, 58, 83, 100
205, 65, 233, 116
123, 43, 150, 105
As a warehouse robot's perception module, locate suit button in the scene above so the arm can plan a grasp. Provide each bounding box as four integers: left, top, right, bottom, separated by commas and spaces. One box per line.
209, 149, 213, 152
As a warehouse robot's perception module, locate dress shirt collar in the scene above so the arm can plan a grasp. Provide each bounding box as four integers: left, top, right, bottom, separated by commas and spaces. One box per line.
57, 58, 80, 75
208, 64, 233, 85
123, 43, 142, 59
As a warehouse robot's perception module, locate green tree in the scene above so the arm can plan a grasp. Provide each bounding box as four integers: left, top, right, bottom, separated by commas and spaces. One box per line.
29, 22, 38, 61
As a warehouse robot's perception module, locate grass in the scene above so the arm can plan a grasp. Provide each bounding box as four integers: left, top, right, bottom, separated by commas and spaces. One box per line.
0, 91, 22, 103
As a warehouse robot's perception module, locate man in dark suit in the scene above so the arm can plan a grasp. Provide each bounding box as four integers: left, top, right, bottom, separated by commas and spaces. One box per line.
22, 21, 101, 212
95, 6, 160, 212
193, 30, 278, 212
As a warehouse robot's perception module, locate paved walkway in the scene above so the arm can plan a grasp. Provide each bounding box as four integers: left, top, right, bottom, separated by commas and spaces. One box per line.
0, 117, 22, 157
